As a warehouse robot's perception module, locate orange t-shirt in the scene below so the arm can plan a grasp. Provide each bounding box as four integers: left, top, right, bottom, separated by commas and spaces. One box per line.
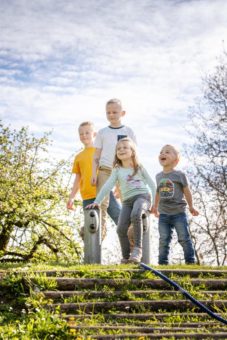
72, 147, 96, 200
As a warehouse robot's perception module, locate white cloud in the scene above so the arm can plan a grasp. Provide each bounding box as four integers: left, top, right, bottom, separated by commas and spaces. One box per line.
1, 0, 227, 175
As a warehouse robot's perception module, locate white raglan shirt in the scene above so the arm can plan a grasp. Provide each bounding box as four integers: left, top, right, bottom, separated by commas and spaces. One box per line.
94, 125, 137, 168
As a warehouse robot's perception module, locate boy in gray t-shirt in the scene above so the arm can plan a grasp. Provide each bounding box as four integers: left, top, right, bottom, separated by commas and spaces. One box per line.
152, 144, 199, 265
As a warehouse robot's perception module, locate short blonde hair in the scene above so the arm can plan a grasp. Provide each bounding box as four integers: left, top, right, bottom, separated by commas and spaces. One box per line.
162, 144, 180, 161
113, 137, 140, 176
106, 98, 122, 110
78, 121, 94, 130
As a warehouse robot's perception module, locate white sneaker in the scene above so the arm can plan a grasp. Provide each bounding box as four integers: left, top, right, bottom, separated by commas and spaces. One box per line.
129, 247, 142, 263
120, 258, 129, 264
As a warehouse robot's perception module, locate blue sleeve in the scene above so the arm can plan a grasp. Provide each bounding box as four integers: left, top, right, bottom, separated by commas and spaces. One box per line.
94, 169, 118, 204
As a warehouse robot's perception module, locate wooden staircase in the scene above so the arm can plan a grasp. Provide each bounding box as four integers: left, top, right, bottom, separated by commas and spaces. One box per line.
30, 266, 227, 339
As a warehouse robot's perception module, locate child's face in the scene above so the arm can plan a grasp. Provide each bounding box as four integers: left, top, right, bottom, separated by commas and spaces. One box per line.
159, 145, 179, 168
116, 141, 132, 160
106, 103, 125, 126
79, 125, 95, 147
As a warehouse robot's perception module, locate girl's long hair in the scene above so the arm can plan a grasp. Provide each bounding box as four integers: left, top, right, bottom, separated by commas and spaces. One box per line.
113, 137, 140, 176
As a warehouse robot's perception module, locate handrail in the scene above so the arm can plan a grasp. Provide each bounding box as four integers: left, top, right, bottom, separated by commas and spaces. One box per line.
140, 262, 227, 325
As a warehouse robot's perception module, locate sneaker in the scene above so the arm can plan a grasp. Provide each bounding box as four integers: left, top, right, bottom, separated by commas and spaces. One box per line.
120, 258, 129, 264
129, 247, 142, 263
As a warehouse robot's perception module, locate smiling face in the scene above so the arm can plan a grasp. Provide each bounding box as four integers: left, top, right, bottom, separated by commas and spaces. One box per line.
114, 137, 139, 172
78, 124, 95, 147
159, 145, 179, 171
116, 140, 133, 161
106, 102, 125, 127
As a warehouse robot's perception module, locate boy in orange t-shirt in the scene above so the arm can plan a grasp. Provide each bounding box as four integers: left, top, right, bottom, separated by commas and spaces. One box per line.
67, 121, 121, 240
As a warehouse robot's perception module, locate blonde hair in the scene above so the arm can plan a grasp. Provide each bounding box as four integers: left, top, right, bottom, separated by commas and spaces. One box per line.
78, 121, 94, 130
162, 144, 180, 161
106, 98, 122, 110
113, 137, 140, 176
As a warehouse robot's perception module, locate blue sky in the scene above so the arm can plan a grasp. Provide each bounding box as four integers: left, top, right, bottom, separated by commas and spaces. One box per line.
1, 0, 227, 178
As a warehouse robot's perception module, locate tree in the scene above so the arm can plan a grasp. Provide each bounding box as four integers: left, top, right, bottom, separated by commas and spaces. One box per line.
0, 122, 82, 262
184, 53, 227, 265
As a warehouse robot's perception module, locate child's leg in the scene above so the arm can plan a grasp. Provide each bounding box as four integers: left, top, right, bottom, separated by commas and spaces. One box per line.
108, 189, 134, 252
117, 204, 132, 260
158, 214, 173, 265
127, 225, 134, 251
97, 167, 111, 240
107, 190, 121, 226
173, 213, 195, 264
130, 194, 151, 249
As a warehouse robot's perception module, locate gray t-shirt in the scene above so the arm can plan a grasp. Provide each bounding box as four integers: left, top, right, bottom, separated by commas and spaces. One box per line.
156, 170, 188, 215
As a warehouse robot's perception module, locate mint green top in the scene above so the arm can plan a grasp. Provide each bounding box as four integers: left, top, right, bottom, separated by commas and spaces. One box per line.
95, 165, 156, 204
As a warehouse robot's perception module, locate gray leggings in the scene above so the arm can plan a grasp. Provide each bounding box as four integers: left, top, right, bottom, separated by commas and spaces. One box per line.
117, 194, 151, 259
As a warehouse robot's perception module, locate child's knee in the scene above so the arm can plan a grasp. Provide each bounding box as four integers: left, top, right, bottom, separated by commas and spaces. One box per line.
130, 212, 141, 225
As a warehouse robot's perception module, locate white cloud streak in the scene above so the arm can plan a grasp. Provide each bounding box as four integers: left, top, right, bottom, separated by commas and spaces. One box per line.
0, 0, 227, 178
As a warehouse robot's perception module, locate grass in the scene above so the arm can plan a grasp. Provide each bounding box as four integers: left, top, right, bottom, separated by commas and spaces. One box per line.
0, 260, 226, 271
0, 262, 226, 339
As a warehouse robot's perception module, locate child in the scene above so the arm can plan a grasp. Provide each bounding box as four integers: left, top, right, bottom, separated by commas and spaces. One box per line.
91, 98, 137, 240
87, 137, 156, 264
152, 144, 199, 265
67, 121, 121, 240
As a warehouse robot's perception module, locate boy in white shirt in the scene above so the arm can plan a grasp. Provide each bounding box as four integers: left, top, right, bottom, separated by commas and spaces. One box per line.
91, 98, 137, 239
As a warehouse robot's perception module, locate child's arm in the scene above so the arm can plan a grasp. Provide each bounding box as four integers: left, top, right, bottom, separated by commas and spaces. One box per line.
151, 192, 160, 217
87, 169, 117, 209
67, 174, 81, 210
91, 148, 102, 186
183, 186, 199, 216
141, 166, 156, 204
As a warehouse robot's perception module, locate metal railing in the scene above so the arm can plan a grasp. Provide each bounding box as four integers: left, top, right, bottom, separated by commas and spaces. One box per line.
83, 209, 151, 264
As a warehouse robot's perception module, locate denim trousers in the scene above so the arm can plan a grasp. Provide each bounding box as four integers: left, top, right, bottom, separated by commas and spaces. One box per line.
158, 212, 195, 264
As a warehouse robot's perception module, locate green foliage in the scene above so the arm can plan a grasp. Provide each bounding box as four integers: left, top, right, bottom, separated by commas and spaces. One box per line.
31, 274, 57, 291
0, 309, 74, 340
0, 121, 82, 263
0, 273, 26, 297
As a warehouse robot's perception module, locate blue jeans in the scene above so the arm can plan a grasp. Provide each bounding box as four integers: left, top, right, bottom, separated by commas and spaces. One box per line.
83, 191, 121, 226
158, 212, 195, 265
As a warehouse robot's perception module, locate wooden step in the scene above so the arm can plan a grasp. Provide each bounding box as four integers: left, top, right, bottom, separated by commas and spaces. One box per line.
43, 289, 227, 300
69, 324, 227, 335
45, 277, 227, 290
47, 299, 227, 313
62, 312, 227, 327
27, 268, 227, 278
89, 333, 227, 339
69, 321, 226, 328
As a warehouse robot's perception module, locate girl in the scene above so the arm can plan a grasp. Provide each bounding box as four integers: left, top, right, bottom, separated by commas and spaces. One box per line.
87, 137, 156, 263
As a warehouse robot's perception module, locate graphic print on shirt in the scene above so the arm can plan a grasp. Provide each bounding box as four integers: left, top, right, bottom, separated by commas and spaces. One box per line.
159, 178, 174, 199
117, 134, 127, 141
127, 175, 142, 189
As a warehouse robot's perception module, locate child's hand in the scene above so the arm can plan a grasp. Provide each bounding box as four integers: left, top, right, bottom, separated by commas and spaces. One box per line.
189, 207, 199, 216
150, 205, 159, 217
67, 199, 75, 210
91, 175, 97, 186
86, 203, 99, 209
113, 186, 121, 200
